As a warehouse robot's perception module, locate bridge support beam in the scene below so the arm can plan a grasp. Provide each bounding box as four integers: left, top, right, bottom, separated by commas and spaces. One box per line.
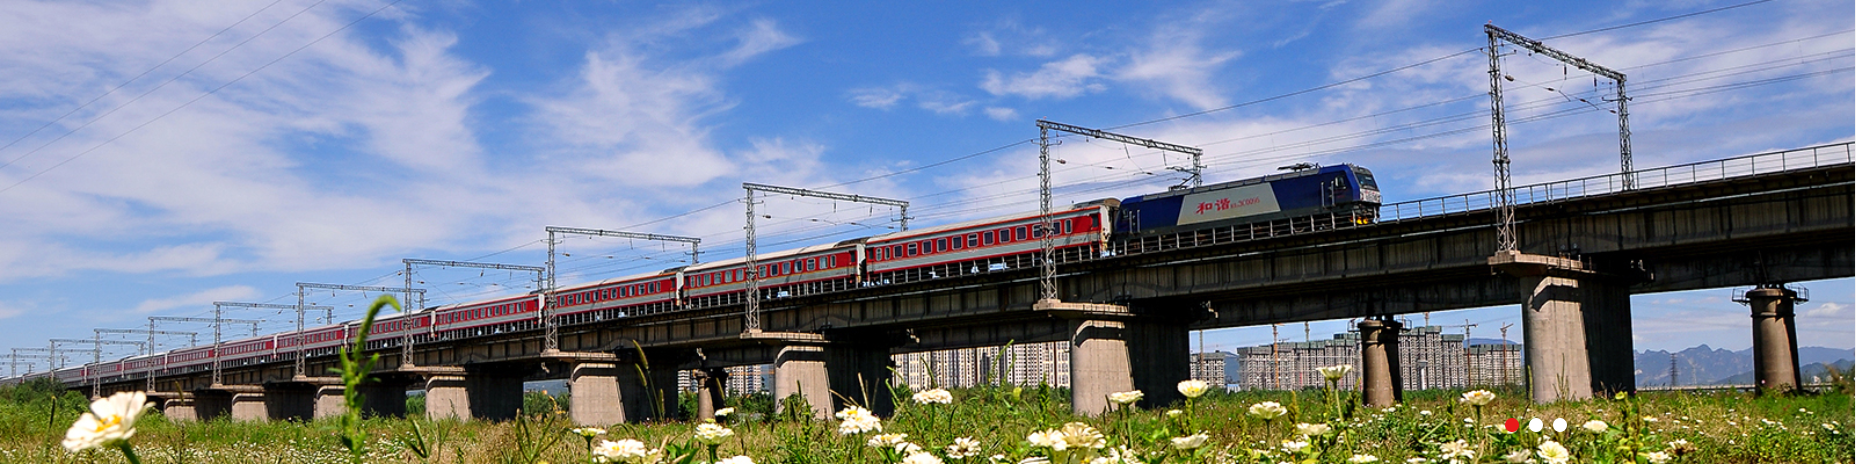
694, 367, 728, 421
1746, 286, 1803, 394
1494, 251, 1636, 403
1358, 318, 1404, 407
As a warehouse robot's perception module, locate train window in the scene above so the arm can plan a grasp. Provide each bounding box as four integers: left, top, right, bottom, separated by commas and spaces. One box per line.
983, 231, 995, 245
1015, 226, 1027, 241
967, 234, 978, 248
649, 283, 659, 293
907, 243, 918, 256
1000, 228, 1013, 242
950, 236, 962, 250
1031, 224, 1044, 239
827, 255, 836, 268
920, 240, 932, 254
783, 262, 793, 274
1064, 219, 1073, 234
892, 245, 904, 259
808, 258, 818, 270
936, 238, 948, 252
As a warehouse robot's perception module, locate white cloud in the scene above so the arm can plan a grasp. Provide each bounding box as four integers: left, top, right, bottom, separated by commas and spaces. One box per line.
719, 18, 802, 67
964, 32, 1002, 56
1804, 302, 1849, 319
917, 93, 976, 115
849, 86, 905, 109
132, 285, 261, 314
1115, 28, 1241, 110
979, 54, 1108, 100
1355, 0, 1439, 31
984, 106, 1019, 121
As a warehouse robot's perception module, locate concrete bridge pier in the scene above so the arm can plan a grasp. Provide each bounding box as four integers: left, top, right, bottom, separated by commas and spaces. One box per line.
613, 350, 689, 423
264, 383, 316, 421
568, 362, 622, 426
1056, 304, 1190, 416
693, 367, 728, 421
1494, 251, 1636, 403
358, 380, 411, 418
160, 396, 198, 421
313, 385, 346, 419
423, 371, 521, 421
1745, 286, 1804, 393
773, 343, 833, 420
230, 392, 267, 421
1358, 318, 1404, 407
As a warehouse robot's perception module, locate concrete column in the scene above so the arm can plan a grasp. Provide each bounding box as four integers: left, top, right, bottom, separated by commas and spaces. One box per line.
1496, 252, 1638, 402
467, 374, 523, 420
694, 367, 728, 421
826, 344, 895, 417
1126, 319, 1190, 409
612, 358, 682, 423
161, 397, 198, 421
192, 390, 232, 420
1359, 319, 1404, 407
230, 392, 267, 421
1519, 272, 1636, 402
570, 363, 622, 426
773, 344, 832, 420
1747, 287, 1802, 393
264, 384, 314, 421
1580, 279, 1635, 396
423, 375, 470, 420
313, 385, 346, 420
358, 382, 409, 418
1069, 319, 1133, 416
1521, 274, 1595, 403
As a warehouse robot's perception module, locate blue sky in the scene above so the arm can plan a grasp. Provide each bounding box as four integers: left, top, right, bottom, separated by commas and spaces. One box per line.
0, 0, 1849, 370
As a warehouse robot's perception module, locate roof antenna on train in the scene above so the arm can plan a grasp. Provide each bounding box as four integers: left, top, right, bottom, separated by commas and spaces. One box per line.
1278, 162, 1318, 172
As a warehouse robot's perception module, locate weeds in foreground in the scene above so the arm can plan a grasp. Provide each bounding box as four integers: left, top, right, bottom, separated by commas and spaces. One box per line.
0, 373, 1849, 463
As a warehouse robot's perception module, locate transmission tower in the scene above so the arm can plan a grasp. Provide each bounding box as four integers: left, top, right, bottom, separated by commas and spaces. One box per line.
545, 226, 699, 352
1034, 120, 1201, 304
741, 182, 908, 332
1485, 23, 1635, 252
295, 283, 424, 378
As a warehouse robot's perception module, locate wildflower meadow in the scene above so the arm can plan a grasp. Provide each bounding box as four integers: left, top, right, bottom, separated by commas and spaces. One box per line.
11, 297, 1853, 464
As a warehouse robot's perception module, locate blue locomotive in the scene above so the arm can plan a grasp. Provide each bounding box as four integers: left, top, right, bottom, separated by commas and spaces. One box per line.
1114, 164, 1380, 236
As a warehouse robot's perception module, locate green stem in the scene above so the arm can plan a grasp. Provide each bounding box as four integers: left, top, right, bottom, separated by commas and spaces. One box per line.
116, 441, 141, 464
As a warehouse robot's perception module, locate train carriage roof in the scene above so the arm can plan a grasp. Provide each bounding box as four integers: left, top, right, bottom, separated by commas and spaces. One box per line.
1121, 164, 1362, 203
866, 202, 1107, 243
684, 242, 859, 273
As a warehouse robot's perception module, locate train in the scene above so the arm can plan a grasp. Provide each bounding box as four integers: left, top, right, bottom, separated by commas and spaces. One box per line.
17, 164, 1379, 386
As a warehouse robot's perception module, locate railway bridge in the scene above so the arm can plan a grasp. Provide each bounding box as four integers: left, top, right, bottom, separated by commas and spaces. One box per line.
63, 143, 1856, 424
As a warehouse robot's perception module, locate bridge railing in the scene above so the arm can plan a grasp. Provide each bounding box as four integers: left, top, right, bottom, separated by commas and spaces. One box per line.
1378, 142, 1855, 223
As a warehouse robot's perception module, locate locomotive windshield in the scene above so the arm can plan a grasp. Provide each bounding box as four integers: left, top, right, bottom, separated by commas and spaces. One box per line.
1354, 167, 1379, 190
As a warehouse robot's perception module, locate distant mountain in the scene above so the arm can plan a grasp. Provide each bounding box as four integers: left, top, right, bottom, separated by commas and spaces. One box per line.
1634, 346, 1855, 386
1714, 360, 1855, 385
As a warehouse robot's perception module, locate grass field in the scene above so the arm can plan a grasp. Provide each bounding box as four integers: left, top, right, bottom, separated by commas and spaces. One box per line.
9, 376, 1852, 464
